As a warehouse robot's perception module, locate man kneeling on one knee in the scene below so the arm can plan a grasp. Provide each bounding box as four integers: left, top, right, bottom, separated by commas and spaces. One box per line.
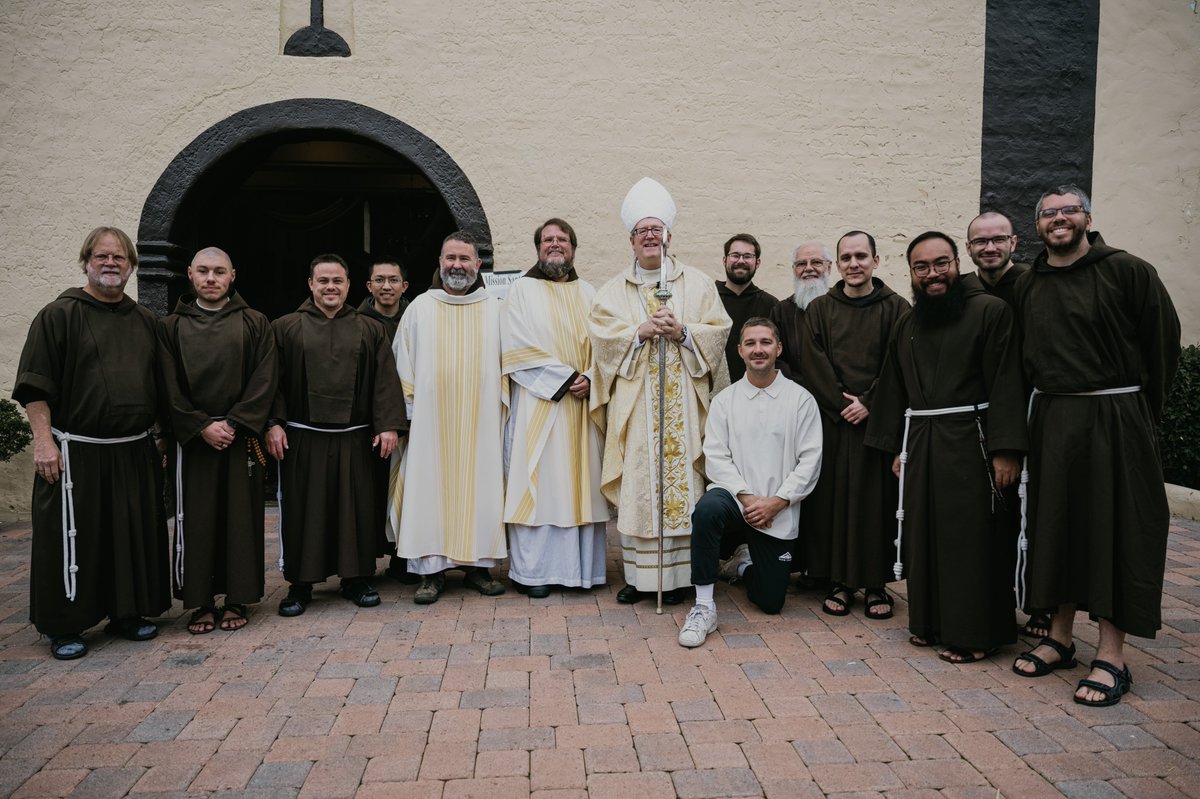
679, 317, 823, 647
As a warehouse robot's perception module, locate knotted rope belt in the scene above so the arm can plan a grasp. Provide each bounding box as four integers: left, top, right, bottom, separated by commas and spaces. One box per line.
274, 422, 369, 572
1014, 385, 1142, 609
892, 402, 990, 581
51, 427, 152, 601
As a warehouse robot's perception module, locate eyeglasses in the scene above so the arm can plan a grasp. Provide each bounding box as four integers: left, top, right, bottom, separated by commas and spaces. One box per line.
910, 256, 957, 277
91, 253, 128, 265
1038, 205, 1086, 219
632, 226, 665, 238
967, 235, 1013, 248
793, 258, 829, 269
726, 253, 758, 263
370, 276, 405, 285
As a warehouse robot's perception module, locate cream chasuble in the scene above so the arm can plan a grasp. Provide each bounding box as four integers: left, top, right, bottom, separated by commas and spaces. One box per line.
501, 276, 609, 527
387, 288, 508, 565
589, 258, 731, 590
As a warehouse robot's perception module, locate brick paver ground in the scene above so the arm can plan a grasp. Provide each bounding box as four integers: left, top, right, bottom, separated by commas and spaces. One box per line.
1, 511, 1197, 798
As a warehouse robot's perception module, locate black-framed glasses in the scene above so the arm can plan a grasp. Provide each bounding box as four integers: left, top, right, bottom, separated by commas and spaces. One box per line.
910, 257, 957, 277
632, 226, 665, 238
1038, 205, 1086, 219
726, 253, 758, 263
967, 235, 1014, 248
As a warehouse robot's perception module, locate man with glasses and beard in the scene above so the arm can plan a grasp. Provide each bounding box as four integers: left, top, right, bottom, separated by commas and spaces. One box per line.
771, 240, 831, 383
963, 211, 1047, 641
1010, 186, 1179, 708
389, 232, 508, 604
963, 211, 1028, 307
716, 234, 778, 383
500, 219, 609, 598
866, 231, 1026, 664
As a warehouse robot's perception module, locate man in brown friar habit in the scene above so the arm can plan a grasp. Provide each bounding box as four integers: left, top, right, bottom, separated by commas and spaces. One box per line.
13, 226, 171, 659
159, 247, 278, 634
267, 253, 405, 616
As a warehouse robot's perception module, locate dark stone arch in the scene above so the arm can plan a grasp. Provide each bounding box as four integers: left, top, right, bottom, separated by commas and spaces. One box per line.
136, 98, 491, 315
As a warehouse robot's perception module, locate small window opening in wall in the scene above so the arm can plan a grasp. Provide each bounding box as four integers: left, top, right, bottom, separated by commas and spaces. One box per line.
284, 0, 351, 57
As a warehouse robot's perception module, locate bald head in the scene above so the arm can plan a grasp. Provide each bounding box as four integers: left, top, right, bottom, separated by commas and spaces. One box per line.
188, 246, 235, 306
191, 246, 232, 268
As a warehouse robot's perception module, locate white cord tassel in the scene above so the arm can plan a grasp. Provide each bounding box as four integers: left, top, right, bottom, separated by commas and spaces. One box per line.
174, 442, 186, 591
892, 411, 913, 581
51, 427, 151, 601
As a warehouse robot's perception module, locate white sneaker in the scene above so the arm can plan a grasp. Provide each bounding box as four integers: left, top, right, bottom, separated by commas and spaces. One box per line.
718, 543, 752, 584
677, 603, 718, 648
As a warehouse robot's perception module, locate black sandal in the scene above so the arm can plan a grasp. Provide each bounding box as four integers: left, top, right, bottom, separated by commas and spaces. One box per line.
1019, 612, 1052, 638
939, 646, 998, 664
822, 584, 853, 616
218, 604, 248, 632
1012, 636, 1077, 677
1074, 659, 1132, 707
864, 588, 894, 620
188, 606, 219, 635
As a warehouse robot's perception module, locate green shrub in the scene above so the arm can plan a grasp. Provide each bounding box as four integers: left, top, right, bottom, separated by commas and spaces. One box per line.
0, 399, 32, 462
1161, 344, 1200, 489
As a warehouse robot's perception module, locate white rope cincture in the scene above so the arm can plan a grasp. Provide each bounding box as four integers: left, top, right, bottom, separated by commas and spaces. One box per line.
1015, 385, 1141, 610
174, 442, 185, 591
892, 403, 990, 581
275, 422, 371, 573
51, 427, 151, 601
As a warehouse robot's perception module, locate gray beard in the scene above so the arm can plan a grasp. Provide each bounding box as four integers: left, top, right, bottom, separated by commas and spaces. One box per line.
792, 277, 829, 310
539, 258, 573, 279
442, 268, 473, 292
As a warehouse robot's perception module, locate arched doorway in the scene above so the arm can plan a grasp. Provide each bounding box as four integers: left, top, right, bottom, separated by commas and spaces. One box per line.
136, 98, 492, 317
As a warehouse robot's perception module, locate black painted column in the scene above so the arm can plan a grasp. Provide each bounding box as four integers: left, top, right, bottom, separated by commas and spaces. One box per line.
136, 240, 188, 317
980, 0, 1100, 262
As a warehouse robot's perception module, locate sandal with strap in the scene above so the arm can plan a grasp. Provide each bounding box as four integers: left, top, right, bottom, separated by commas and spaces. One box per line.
1019, 612, 1052, 638
864, 588, 894, 620
822, 584, 854, 616
909, 635, 937, 648
1012, 635, 1077, 677
939, 645, 999, 664
188, 606, 219, 635
1074, 659, 1132, 707
219, 604, 248, 632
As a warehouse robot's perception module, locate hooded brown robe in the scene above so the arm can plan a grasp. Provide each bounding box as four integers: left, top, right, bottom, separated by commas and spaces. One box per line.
159, 291, 278, 608
797, 278, 909, 589
866, 282, 1028, 650
1014, 232, 1180, 638
13, 289, 170, 635
271, 299, 406, 584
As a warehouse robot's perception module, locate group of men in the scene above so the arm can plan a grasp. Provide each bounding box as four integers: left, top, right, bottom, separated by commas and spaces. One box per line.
14, 180, 1180, 710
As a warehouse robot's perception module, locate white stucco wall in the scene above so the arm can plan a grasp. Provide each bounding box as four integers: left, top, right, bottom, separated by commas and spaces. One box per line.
1093, 0, 1199, 343
0, 1, 1194, 515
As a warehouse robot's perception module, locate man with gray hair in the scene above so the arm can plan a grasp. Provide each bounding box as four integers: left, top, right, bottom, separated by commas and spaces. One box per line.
771, 240, 831, 383
1011, 185, 1180, 708
14, 226, 170, 659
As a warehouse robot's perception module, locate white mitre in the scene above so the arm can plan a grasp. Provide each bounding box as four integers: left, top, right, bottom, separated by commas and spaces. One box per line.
620, 177, 677, 233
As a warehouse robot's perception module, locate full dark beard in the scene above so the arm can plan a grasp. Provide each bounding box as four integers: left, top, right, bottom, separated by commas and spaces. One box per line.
912, 277, 968, 325
539, 258, 573, 279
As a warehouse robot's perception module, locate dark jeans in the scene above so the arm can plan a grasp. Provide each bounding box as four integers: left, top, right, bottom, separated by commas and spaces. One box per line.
691, 489, 793, 615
